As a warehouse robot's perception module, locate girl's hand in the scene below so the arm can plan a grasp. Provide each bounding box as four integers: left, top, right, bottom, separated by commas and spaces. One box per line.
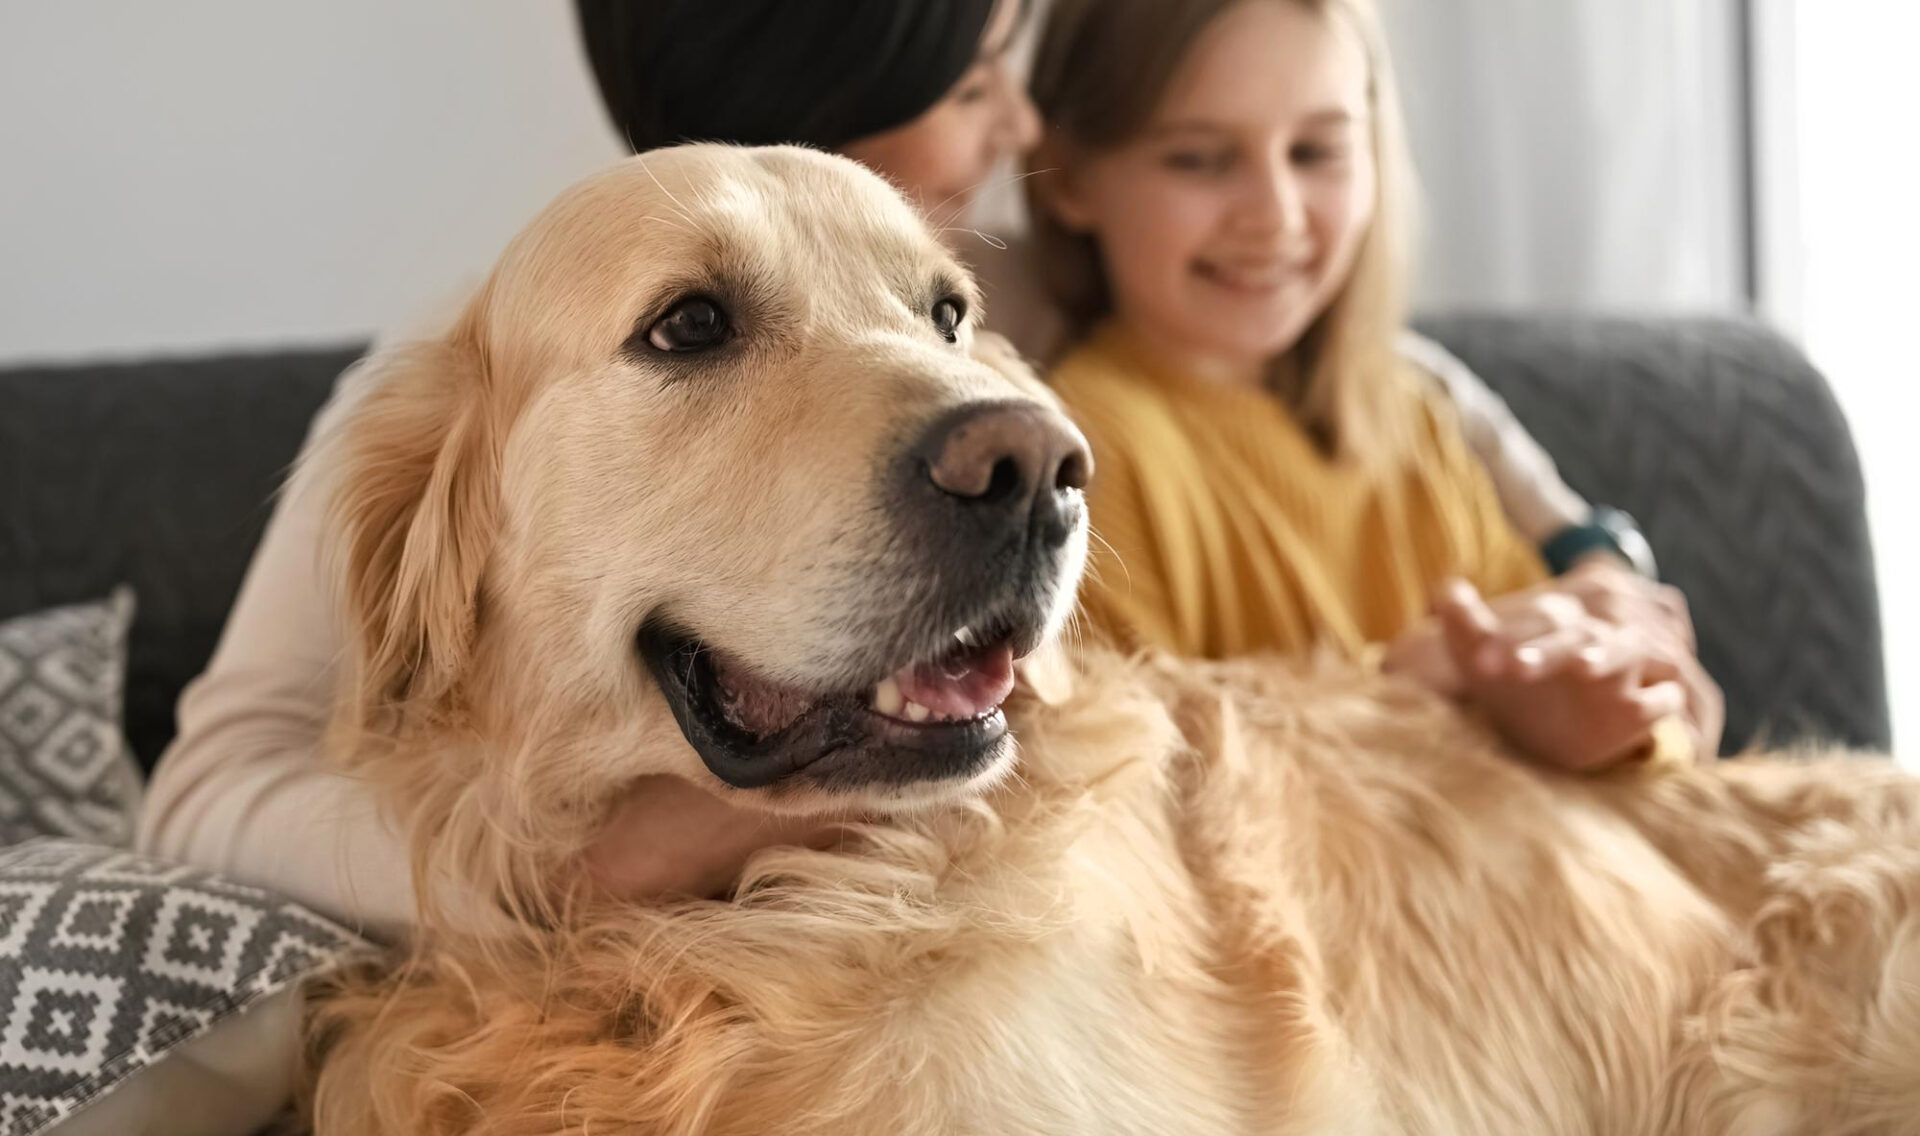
1380, 618, 1469, 699
1430, 578, 1718, 771
580, 776, 849, 901
1379, 562, 1701, 705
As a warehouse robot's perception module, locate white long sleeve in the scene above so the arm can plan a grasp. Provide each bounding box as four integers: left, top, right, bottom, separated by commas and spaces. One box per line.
134, 368, 418, 943
1399, 330, 1592, 545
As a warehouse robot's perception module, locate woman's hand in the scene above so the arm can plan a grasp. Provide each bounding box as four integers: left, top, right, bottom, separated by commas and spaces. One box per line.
1552, 557, 1724, 760
1558, 554, 1696, 654
580, 775, 850, 901
1380, 561, 1693, 702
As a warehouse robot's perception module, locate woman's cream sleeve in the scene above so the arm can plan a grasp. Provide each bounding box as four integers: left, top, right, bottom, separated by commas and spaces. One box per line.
135, 367, 417, 943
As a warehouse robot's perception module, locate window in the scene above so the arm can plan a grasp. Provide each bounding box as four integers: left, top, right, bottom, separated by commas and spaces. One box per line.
1759, 2, 1920, 759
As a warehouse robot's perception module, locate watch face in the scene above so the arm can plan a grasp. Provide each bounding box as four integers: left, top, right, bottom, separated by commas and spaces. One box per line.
1596, 508, 1658, 580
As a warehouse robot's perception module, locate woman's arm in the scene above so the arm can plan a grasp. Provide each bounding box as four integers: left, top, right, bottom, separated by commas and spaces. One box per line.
1398, 331, 1590, 547
135, 371, 422, 942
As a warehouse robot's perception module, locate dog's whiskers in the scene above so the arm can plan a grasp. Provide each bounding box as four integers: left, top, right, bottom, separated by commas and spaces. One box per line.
924, 166, 1061, 234
640, 213, 698, 239
935, 228, 1010, 252
640, 158, 700, 228
1084, 528, 1131, 591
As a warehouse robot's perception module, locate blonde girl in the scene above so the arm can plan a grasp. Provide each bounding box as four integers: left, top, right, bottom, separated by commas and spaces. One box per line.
1028, 0, 1721, 769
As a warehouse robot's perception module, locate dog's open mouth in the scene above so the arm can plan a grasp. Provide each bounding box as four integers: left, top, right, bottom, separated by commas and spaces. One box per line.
717, 630, 1016, 732
639, 618, 1027, 791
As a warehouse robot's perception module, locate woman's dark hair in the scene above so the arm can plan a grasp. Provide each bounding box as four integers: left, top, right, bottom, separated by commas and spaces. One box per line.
575, 0, 999, 154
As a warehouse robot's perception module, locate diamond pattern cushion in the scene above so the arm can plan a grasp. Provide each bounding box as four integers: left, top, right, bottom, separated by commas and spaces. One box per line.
0, 594, 142, 847
0, 840, 365, 1135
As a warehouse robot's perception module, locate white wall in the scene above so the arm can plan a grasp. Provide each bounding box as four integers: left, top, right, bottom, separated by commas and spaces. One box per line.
0, 1, 621, 364
2, 1, 1757, 367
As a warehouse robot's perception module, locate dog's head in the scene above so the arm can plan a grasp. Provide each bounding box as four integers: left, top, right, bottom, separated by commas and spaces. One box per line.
323, 145, 1090, 829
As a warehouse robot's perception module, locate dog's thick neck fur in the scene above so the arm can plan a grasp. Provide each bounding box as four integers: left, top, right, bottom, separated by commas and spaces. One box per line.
311, 649, 1920, 1135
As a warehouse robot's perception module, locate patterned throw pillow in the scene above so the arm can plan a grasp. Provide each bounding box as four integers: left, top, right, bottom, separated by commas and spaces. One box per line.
0, 840, 367, 1135
0, 593, 142, 846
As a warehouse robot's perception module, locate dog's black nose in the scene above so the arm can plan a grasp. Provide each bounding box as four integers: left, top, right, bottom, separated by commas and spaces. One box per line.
918, 402, 1091, 538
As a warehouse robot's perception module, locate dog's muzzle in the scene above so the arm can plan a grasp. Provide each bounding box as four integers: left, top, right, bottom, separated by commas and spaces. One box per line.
638, 397, 1092, 799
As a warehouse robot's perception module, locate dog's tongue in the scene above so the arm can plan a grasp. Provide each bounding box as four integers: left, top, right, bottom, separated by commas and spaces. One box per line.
894, 642, 1017, 720
711, 641, 1019, 735
710, 655, 818, 736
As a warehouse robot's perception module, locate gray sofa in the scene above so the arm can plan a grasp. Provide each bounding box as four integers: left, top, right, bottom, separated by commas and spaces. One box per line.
0, 315, 1892, 768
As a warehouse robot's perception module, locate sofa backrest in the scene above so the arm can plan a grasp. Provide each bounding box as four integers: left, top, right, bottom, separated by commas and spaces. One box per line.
1, 346, 358, 769
0, 317, 1892, 771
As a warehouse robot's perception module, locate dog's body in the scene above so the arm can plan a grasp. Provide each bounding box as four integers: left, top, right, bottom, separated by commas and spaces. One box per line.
307, 147, 1920, 1134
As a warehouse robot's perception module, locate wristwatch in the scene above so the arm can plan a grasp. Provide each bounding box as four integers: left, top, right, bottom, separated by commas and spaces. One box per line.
1541, 506, 1658, 580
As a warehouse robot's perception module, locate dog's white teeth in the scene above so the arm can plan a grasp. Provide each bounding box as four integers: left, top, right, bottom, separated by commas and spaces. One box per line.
873, 683, 952, 724
954, 625, 979, 649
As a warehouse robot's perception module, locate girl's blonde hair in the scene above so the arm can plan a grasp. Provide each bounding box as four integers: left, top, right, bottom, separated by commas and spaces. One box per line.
1028, 0, 1418, 461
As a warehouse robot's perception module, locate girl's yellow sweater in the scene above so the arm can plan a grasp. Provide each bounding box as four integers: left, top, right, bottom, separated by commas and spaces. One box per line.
1051, 322, 1548, 659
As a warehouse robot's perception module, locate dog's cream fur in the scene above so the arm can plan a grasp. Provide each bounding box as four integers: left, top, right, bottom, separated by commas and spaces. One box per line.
306, 146, 1920, 1135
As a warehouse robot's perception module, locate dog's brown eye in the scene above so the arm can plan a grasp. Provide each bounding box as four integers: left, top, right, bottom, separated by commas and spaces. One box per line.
932, 298, 966, 343
647, 297, 732, 353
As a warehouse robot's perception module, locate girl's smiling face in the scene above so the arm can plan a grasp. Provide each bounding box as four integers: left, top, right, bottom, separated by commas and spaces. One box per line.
1047, 0, 1377, 387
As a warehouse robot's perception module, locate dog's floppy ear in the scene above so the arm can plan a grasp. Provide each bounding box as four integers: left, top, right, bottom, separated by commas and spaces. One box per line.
323, 314, 501, 738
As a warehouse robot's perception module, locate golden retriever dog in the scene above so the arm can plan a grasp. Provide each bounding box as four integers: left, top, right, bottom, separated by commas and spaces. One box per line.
305, 144, 1920, 1135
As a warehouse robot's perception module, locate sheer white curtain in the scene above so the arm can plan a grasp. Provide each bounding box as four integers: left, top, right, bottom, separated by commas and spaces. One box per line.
1380, 0, 1750, 314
